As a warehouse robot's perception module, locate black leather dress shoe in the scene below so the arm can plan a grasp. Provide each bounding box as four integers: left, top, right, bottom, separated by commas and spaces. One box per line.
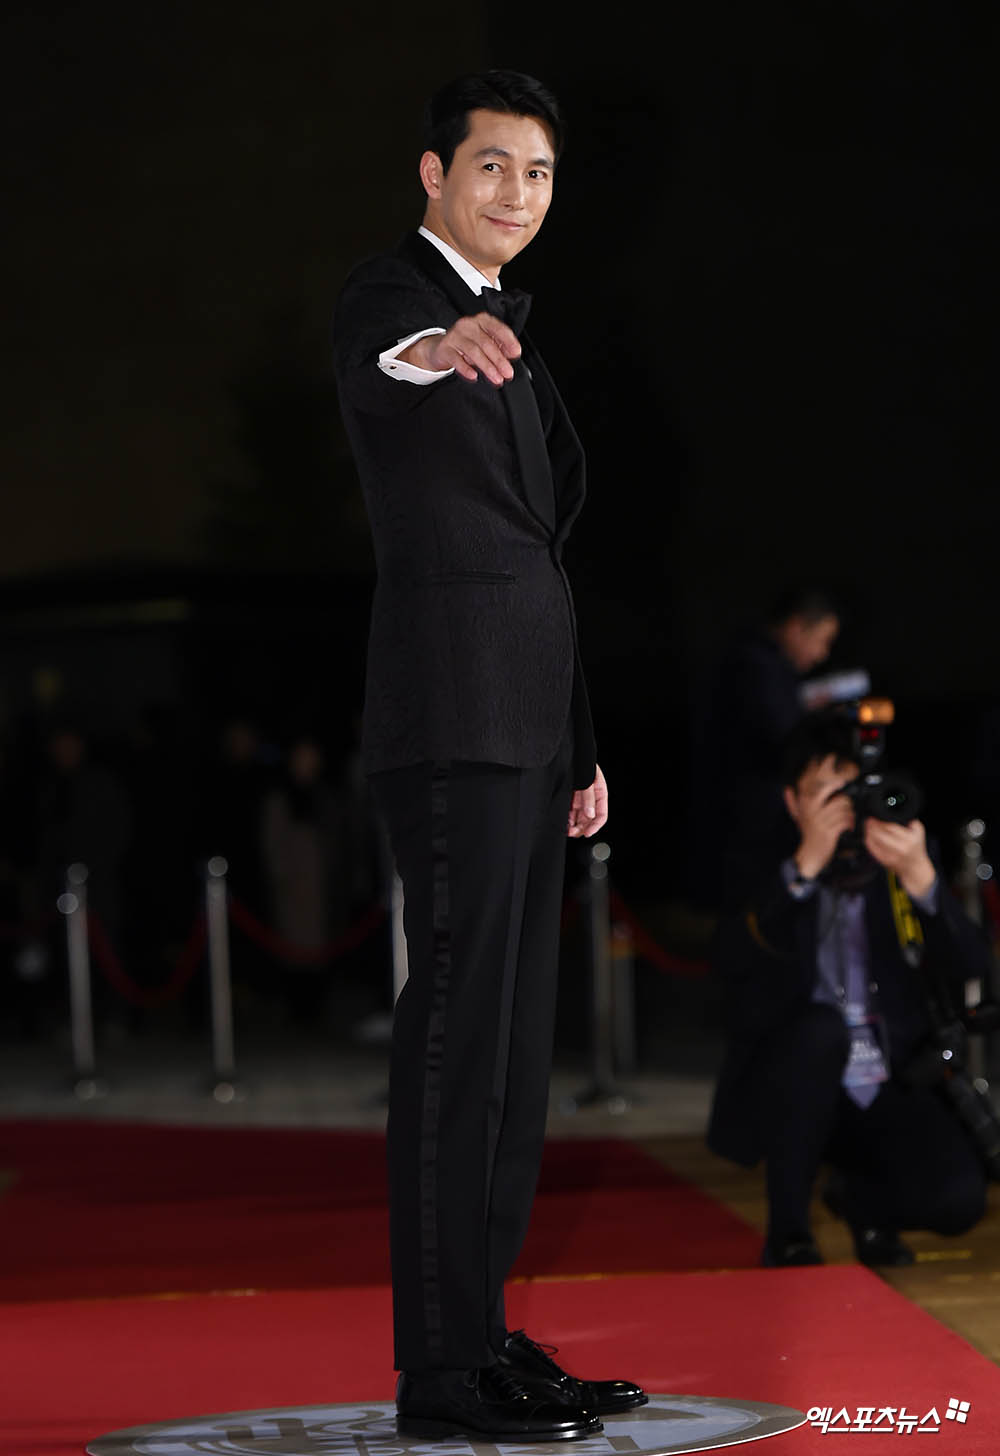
761, 1234, 824, 1267
496, 1329, 648, 1415
853, 1228, 915, 1267
396, 1365, 602, 1441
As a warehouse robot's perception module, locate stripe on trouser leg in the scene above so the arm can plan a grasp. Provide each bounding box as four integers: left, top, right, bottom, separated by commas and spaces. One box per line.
419, 763, 450, 1361
483, 769, 531, 1336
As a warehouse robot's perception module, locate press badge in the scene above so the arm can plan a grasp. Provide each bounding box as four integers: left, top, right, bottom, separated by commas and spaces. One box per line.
843, 1002, 890, 1094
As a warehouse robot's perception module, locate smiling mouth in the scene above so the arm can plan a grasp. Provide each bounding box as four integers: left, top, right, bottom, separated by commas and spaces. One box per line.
485, 217, 526, 230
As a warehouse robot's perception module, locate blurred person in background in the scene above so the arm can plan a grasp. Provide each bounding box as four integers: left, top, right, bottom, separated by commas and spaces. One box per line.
33, 718, 132, 1026
260, 733, 347, 1021
121, 702, 197, 1006
693, 587, 841, 909
199, 714, 273, 914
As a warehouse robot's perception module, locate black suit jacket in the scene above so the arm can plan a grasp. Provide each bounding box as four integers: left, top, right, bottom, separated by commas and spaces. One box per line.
707, 861, 993, 1166
333, 232, 595, 788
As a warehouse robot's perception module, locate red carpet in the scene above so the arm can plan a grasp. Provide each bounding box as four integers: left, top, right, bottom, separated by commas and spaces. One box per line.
2, 1269, 998, 1455
0, 1120, 760, 1302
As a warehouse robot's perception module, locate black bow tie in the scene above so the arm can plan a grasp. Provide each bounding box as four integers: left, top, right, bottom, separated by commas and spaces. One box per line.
479, 285, 532, 336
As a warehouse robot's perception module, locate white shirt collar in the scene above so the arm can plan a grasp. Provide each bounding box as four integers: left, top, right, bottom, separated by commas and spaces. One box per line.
418, 225, 500, 295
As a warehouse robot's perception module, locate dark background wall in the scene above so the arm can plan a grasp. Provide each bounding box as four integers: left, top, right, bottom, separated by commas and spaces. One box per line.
2, 0, 997, 887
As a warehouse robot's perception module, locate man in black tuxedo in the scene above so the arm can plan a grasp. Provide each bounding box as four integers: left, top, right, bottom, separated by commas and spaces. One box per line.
708, 715, 990, 1268
333, 72, 644, 1441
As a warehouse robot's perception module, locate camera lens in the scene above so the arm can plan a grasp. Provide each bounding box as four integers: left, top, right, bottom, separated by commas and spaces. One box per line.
874, 773, 923, 824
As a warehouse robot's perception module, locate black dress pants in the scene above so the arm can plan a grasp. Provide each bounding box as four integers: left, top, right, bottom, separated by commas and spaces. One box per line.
760, 1002, 987, 1241
371, 731, 575, 1372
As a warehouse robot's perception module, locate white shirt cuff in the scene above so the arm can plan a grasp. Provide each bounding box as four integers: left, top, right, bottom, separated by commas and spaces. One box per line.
378, 328, 452, 385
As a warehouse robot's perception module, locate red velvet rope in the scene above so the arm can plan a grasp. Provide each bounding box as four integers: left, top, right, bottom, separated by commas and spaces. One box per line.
608, 889, 710, 978
561, 887, 710, 977
981, 876, 1000, 935
87, 910, 207, 1009
44, 867, 1000, 1007
226, 896, 386, 966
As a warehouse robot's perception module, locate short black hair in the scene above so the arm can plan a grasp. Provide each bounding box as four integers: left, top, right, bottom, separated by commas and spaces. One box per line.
425, 69, 564, 174
767, 586, 840, 628
782, 710, 858, 788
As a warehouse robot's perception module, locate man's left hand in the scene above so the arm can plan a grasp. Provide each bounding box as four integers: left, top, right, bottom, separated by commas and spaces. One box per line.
568, 764, 608, 838
863, 817, 936, 901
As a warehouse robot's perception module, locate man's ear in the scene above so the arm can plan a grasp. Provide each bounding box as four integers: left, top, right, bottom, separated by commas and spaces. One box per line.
419, 150, 444, 200
783, 785, 799, 824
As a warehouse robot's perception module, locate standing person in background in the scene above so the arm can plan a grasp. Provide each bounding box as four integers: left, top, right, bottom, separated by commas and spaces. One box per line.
333, 69, 642, 1444
260, 734, 346, 1022
694, 587, 841, 908
34, 719, 132, 1026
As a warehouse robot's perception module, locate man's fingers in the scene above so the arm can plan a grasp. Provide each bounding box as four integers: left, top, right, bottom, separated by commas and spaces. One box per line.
477, 317, 522, 359
446, 337, 513, 385
442, 315, 521, 385
466, 321, 519, 382
567, 789, 589, 838
450, 351, 480, 382
865, 820, 918, 853
567, 789, 595, 838
567, 767, 609, 839
823, 801, 855, 827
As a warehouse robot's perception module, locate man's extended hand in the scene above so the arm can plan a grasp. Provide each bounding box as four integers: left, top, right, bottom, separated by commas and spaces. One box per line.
567, 764, 608, 839
864, 817, 936, 901
400, 312, 521, 386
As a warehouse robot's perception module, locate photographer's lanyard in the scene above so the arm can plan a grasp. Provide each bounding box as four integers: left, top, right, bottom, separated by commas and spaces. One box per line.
888, 871, 925, 968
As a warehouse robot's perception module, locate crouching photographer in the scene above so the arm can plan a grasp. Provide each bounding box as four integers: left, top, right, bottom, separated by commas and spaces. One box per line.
708, 707, 994, 1268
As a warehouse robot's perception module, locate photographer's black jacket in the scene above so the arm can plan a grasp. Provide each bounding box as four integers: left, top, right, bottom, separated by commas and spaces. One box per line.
707, 861, 994, 1167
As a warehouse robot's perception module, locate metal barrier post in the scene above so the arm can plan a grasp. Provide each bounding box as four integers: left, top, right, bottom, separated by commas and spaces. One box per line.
957, 819, 995, 1083
391, 867, 408, 1004
205, 856, 241, 1102
566, 842, 631, 1114
612, 913, 638, 1076
58, 862, 105, 1100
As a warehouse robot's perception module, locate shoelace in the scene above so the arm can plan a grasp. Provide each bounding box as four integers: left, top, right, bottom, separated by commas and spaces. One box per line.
508, 1330, 568, 1380
466, 1366, 532, 1403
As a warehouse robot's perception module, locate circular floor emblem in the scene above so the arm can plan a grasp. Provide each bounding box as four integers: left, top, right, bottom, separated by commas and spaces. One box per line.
86, 1396, 806, 1456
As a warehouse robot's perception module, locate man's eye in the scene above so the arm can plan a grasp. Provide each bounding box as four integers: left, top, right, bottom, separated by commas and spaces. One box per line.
528, 170, 548, 181
483, 162, 499, 172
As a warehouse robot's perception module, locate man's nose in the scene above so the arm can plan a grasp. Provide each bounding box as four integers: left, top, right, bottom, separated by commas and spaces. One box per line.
497, 174, 525, 209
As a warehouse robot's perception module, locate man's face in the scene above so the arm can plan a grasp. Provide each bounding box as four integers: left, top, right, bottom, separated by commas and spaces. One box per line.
420, 109, 555, 281
784, 753, 859, 829
778, 613, 840, 673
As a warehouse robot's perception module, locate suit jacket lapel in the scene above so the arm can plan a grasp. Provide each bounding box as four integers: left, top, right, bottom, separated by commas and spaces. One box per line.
524, 341, 586, 541
398, 231, 482, 315
397, 232, 558, 535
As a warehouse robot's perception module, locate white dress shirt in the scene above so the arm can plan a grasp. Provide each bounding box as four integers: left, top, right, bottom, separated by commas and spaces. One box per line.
377, 226, 501, 386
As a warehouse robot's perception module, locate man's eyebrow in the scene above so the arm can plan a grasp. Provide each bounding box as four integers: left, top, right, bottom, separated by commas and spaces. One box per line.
472, 146, 555, 168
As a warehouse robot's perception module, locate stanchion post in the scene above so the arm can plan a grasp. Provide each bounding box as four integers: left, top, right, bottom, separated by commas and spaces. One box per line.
58, 862, 105, 1100
612, 915, 637, 1077
205, 856, 242, 1103
957, 819, 995, 1083
565, 841, 632, 1114
589, 842, 615, 1090
391, 867, 408, 1004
